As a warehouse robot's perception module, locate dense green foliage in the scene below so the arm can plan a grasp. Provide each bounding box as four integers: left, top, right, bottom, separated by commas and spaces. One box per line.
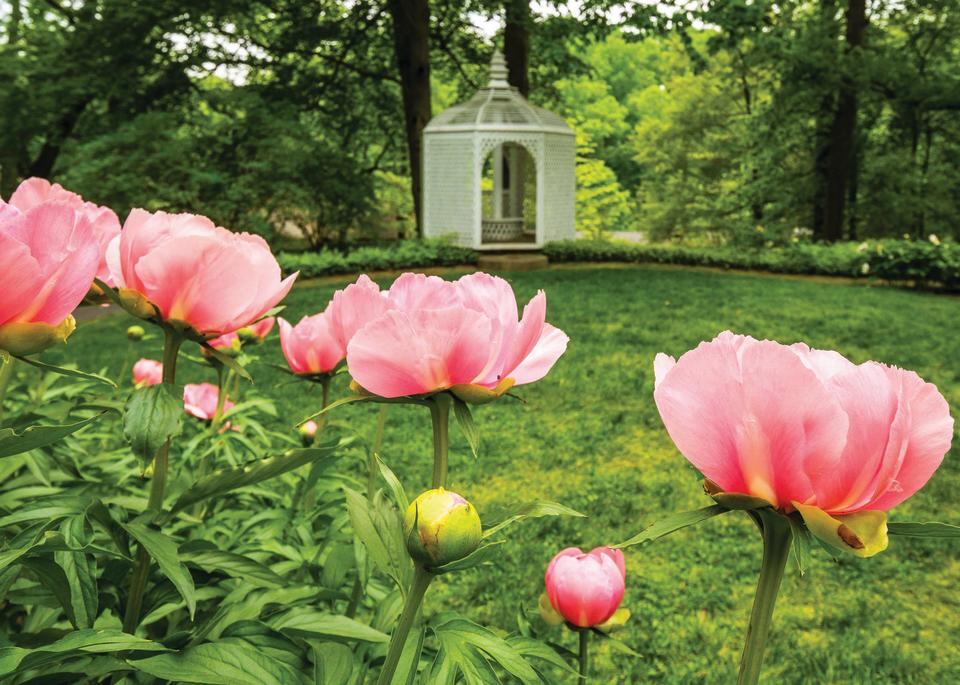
6, 2, 960, 244
41, 266, 960, 683
277, 240, 477, 278
545, 237, 960, 289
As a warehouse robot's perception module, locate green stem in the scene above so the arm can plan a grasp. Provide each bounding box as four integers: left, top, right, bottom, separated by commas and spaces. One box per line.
737, 513, 793, 685
346, 405, 390, 618
429, 394, 451, 488
122, 327, 182, 635
376, 566, 432, 685
211, 367, 231, 431
578, 628, 589, 684
0, 355, 14, 422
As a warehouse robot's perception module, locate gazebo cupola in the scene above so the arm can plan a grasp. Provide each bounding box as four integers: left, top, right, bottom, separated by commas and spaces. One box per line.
422, 51, 576, 250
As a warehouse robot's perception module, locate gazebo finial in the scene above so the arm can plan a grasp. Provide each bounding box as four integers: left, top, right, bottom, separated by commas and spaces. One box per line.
488, 50, 510, 88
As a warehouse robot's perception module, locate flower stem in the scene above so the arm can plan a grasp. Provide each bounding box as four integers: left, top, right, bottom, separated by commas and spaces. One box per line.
737, 512, 793, 685
122, 327, 182, 634
578, 628, 590, 683
211, 367, 231, 430
429, 394, 452, 488
376, 565, 432, 685
346, 405, 390, 618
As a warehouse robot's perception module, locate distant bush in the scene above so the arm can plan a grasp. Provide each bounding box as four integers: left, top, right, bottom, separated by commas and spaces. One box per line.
544, 238, 960, 290
278, 239, 477, 278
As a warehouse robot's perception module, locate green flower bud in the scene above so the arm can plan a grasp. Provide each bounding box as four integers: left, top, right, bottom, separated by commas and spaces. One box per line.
403, 488, 482, 567
126, 325, 146, 342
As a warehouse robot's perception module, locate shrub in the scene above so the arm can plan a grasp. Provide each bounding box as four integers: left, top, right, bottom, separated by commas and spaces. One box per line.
278, 239, 478, 278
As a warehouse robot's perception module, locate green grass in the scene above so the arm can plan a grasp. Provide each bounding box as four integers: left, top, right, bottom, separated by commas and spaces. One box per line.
50, 265, 960, 684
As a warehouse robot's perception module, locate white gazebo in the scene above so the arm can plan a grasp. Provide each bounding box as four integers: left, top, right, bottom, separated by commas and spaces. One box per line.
422, 51, 576, 250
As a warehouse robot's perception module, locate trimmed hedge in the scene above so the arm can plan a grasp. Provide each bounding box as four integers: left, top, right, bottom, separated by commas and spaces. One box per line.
279, 237, 960, 291
544, 239, 960, 290
278, 240, 477, 278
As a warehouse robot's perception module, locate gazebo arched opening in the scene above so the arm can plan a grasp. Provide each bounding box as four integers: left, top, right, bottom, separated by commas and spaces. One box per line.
480, 142, 536, 245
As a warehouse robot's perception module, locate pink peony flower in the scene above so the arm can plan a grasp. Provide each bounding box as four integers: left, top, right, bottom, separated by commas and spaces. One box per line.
8, 178, 121, 286
278, 312, 344, 375
132, 358, 163, 387
346, 272, 569, 401
183, 382, 234, 421
207, 331, 241, 354
0, 190, 100, 355
545, 547, 626, 628
654, 331, 954, 515
106, 209, 297, 337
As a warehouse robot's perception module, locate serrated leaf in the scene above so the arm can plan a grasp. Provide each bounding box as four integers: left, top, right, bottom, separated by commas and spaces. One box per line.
270, 610, 389, 643
888, 521, 960, 538
128, 640, 303, 685
169, 440, 343, 513
483, 501, 586, 539
452, 397, 480, 459
124, 384, 183, 464
0, 412, 108, 459
615, 505, 728, 549
122, 519, 196, 620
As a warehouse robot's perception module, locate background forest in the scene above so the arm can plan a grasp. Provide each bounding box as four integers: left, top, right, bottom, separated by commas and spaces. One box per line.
2, 1, 959, 248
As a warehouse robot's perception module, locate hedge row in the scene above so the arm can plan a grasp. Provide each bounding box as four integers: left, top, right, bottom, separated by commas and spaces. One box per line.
278, 238, 960, 291
544, 239, 960, 290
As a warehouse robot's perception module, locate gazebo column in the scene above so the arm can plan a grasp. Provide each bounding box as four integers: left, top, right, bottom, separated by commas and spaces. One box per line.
492, 143, 504, 220
508, 145, 524, 221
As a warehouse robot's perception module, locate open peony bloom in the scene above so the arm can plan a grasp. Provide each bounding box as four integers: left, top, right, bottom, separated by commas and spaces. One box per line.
0, 192, 100, 355
183, 382, 234, 421
106, 209, 296, 338
132, 358, 163, 387
8, 178, 121, 287
346, 272, 569, 401
654, 331, 954, 555
545, 547, 626, 628
279, 312, 344, 376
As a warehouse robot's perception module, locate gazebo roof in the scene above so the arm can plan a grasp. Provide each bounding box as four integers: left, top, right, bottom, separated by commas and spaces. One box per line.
425, 52, 573, 135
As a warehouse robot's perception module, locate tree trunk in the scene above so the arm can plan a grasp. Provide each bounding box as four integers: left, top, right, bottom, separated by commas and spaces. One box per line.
387, 0, 432, 237
504, 0, 531, 97
821, 0, 866, 242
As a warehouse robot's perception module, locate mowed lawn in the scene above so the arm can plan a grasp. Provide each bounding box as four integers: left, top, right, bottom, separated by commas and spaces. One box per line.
49, 265, 960, 684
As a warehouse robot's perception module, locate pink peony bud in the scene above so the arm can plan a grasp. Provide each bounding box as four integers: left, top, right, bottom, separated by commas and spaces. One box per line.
544, 547, 626, 628
183, 382, 234, 421
132, 358, 163, 387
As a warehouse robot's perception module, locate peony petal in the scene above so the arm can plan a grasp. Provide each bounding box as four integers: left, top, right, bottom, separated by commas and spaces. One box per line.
508, 323, 569, 386
653, 353, 676, 389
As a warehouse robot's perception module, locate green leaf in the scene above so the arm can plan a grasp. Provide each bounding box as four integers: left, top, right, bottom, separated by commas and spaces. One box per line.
483, 501, 586, 539
123, 384, 183, 464
343, 487, 409, 590
54, 516, 99, 628
589, 628, 640, 657
129, 640, 304, 685
269, 609, 389, 643
431, 541, 504, 575
787, 515, 813, 576
14, 355, 118, 388
0, 412, 108, 459
0, 628, 166, 677
169, 441, 342, 513
614, 505, 728, 549
431, 613, 540, 685
122, 518, 196, 620
200, 343, 253, 381
390, 624, 425, 685
888, 521, 960, 538
179, 543, 285, 588
316, 642, 356, 685
297, 394, 372, 426
452, 397, 480, 459
21, 557, 77, 626
507, 635, 579, 674
377, 455, 408, 512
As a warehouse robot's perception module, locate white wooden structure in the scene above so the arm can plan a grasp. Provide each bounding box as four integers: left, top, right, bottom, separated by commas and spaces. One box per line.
422, 51, 576, 250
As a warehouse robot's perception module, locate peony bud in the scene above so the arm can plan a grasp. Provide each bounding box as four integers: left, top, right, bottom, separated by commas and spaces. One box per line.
299, 420, 319, 443
544, 546, 626, 628
126, 325, 146, 342
403, 488, 481, 567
